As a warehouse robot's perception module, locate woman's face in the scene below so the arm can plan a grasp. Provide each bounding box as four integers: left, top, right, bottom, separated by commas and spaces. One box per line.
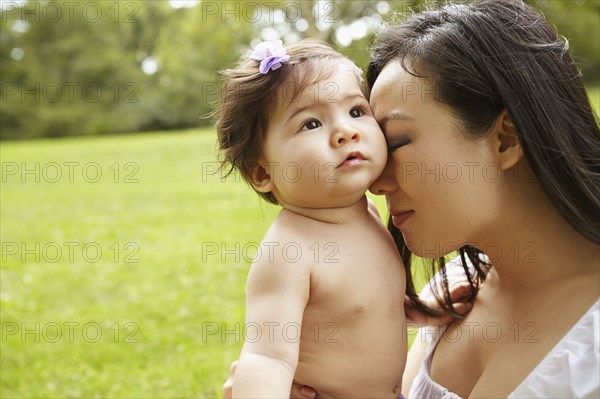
369, 61, 504, 258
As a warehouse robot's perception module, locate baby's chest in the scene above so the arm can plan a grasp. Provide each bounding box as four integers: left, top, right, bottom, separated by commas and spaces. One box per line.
306, 251, 404, 318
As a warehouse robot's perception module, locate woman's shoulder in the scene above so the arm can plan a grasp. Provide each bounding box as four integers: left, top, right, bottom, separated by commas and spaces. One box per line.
508, 299, 599, 398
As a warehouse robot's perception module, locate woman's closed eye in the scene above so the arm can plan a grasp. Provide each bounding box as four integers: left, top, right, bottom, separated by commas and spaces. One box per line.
387, 136, 411, 152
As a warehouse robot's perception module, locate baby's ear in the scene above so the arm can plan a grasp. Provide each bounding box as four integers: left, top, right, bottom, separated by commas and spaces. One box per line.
249, 162, 274, 193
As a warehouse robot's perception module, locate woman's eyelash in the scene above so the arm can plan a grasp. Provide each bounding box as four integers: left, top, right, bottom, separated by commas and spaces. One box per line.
387, 138, 411, 152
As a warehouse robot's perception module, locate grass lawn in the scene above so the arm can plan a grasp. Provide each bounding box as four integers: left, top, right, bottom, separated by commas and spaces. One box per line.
0, 127, 391, 398
0, 127, 394, 398
1, 86, 597, 397
1, 129, 280, 397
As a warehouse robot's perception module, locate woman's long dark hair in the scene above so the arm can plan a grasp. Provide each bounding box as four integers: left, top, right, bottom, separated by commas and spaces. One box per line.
367, 0, 600, 316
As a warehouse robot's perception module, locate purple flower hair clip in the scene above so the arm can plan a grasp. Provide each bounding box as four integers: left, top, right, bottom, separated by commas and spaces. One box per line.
249, 40, 290, 74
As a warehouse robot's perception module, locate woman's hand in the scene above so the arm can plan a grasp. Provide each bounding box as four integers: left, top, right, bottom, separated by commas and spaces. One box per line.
222, 360, 237, 399
405, 281, 473, 327
222, 360, 317, 399
291, 384, 317, 399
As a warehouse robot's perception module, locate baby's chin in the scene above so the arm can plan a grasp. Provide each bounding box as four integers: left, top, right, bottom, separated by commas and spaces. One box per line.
282, 191, 369, 209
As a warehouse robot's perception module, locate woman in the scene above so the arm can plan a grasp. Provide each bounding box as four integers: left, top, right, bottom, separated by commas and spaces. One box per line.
224, 0, 600, 397
367, 1, 599, 396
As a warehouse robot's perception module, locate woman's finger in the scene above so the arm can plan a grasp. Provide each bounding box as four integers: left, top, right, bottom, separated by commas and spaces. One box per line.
452, 300, 473, 316
291, 382, 317, 399
222, 360, 238, 399
449, 282, 473, 302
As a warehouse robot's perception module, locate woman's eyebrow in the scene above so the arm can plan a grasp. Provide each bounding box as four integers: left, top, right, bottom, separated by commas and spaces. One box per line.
377, 112, 414, 127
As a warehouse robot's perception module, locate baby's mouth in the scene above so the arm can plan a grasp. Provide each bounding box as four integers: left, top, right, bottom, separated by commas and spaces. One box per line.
338, 151, 366, 168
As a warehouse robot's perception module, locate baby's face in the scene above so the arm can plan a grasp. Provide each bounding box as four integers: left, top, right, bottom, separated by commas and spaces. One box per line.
256, 63, 387, 209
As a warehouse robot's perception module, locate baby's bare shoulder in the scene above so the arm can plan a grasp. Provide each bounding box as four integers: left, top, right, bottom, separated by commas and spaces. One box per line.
253, 213, 327, 269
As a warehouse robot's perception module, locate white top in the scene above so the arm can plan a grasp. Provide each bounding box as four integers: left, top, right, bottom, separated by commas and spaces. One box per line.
409, 258, 600, 398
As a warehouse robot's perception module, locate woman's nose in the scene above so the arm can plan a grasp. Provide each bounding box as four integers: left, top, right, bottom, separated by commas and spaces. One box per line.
369, 157, 397, 196
331, 126, 360, 147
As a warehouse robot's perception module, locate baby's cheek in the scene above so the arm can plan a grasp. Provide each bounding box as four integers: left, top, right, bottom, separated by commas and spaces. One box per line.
372, 135, 389, 166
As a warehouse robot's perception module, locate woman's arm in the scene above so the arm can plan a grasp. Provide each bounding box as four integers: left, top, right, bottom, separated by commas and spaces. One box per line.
401, 328, 429, 397
223, 361, 316, 399
402, 255, 478, 397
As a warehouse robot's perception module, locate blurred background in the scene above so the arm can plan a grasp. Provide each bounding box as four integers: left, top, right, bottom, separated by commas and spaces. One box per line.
1, 0, 598, 398
1, 0, 598, 140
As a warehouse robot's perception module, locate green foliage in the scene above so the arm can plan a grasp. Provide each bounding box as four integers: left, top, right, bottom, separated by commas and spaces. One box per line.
0, 129, 265, 396
528, 0, 600, 84
1, 0, 598, 139
1, 1, 148, 139
0, 1, 259, 139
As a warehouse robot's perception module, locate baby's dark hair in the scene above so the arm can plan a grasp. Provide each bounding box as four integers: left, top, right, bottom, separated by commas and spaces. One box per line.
215, 39, 364, 204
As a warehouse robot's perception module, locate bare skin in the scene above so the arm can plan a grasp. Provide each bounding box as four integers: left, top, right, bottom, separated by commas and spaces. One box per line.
232, 63, 407, 398
226, 47, 599, 399
235, 200, 407, 398
368, 61, 600, 398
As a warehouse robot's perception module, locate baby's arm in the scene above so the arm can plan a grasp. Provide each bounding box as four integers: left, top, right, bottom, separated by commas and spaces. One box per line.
233, 242, 311, 398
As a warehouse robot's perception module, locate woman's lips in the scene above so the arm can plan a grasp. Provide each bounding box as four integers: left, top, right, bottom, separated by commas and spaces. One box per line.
391, 210, 415, 227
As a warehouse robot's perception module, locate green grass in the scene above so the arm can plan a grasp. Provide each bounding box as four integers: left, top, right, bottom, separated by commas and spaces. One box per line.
0, 129, 389, 398
1, 130, 284, 397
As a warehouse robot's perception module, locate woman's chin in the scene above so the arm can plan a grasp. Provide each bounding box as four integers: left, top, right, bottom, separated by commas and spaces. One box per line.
404, 236, 462, 259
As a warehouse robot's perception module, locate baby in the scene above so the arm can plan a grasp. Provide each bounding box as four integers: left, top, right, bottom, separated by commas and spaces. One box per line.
215, 39, 407, 398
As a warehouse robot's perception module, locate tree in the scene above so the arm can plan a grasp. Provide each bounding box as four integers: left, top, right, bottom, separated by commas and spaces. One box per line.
528, 0, 600, 84
0, 0, 149, 139
1, 0, 596, 139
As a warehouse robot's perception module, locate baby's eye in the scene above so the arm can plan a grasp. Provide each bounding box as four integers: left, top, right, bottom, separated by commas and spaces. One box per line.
301, 119, 322, 131
349, 107, 364, 118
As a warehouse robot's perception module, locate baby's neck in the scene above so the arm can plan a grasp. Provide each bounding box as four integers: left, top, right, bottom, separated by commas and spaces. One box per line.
280, 195, 371, 225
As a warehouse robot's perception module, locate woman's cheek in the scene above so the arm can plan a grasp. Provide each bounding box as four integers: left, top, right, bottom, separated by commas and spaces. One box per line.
391, 152, 418, 189
388, 151, 402, 173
